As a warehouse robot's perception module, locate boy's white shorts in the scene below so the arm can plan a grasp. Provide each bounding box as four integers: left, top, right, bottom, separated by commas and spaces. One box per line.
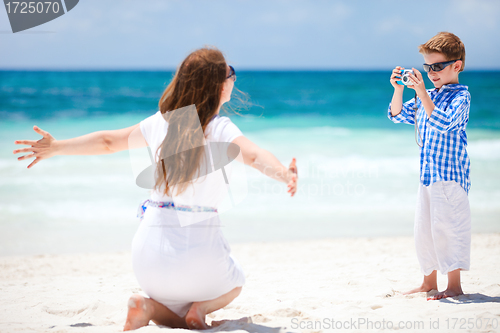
414, 180, 471, 276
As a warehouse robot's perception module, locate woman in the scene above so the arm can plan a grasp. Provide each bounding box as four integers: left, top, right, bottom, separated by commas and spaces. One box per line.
13, 47, 298, 330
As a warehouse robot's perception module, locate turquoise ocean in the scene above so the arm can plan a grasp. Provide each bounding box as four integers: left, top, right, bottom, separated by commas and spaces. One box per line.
1, 70, 499, 255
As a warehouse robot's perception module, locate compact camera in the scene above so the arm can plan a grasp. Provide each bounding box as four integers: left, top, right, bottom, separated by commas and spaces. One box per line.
398, 69, 414, 85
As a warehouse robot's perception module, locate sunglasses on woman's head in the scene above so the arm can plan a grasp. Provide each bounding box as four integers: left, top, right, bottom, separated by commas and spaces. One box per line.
226, 65, 236, 82
422, 59, 460, 73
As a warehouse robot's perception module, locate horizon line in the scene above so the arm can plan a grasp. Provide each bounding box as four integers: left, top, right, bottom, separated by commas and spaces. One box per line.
1, 67, 500, 72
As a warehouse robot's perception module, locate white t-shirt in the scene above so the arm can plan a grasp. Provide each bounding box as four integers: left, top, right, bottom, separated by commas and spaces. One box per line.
139, 110, 244, 226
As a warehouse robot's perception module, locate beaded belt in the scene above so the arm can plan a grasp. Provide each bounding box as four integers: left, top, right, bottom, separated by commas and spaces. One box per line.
137, 199, 218, 221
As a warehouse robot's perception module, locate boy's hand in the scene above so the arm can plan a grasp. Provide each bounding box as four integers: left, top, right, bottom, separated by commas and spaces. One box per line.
407, 68, 426, 96
390, 66, 405, 91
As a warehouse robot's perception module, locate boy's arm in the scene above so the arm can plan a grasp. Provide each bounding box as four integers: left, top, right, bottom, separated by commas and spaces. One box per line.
407, 68, 469, 132
388, 66, 415, 125
388, 97, 416, 125
427, 91, 470, 133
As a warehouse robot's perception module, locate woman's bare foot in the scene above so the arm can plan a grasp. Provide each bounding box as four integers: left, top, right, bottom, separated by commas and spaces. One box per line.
184, 287, 243, 330
124, 294, 153, 331
185, 302, 209, 330
427, 287, 463, 300
210, 319, 229, 327
211, 317, 250, 327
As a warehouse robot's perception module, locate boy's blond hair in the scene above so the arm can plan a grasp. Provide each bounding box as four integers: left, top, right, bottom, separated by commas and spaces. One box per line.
419, 32, 466, 72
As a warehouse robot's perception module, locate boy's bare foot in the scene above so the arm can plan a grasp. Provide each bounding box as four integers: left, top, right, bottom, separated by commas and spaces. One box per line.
185, 302, 209, 330
403, 271, 438, 295
402, 283, 438, 295
124, 294, 152, 331
427, 288, 463, 300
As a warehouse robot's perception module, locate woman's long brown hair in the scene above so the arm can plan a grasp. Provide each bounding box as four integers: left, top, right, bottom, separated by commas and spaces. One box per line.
153, 47, 228, 197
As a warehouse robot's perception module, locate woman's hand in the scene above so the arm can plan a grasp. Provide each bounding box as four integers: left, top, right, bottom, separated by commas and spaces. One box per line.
13, 126, 58, 169
287, 157, 298, 197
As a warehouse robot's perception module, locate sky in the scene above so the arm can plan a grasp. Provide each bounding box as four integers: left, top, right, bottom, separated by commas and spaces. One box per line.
1, 0, 499, 70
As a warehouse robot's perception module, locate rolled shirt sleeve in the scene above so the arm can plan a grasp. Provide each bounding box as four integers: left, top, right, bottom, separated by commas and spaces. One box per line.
427, 91, 470, 133
388, 98, 416, 125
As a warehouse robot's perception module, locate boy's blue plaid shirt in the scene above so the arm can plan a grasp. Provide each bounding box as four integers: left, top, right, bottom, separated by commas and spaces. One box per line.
388, 84, 471, 194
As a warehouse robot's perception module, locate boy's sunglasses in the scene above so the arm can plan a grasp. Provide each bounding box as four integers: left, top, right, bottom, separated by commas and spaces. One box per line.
226, 65, 236, 82
422, 59, 460, 73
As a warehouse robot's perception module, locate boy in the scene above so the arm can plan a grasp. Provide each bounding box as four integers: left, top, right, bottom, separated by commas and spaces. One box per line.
388, 32, 471, 300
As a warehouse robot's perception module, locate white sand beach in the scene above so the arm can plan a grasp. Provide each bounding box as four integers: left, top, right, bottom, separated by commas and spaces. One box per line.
1, 233, 499, 333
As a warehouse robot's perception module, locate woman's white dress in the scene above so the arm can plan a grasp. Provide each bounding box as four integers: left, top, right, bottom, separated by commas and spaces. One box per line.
131, 110, 246, 317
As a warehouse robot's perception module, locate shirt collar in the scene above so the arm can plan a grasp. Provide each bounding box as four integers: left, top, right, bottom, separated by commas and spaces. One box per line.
434, 83, 468, 92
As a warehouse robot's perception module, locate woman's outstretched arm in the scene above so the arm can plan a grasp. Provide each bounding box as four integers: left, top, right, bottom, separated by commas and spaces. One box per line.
232, 135, 298, 196
13, 123, 145, 169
